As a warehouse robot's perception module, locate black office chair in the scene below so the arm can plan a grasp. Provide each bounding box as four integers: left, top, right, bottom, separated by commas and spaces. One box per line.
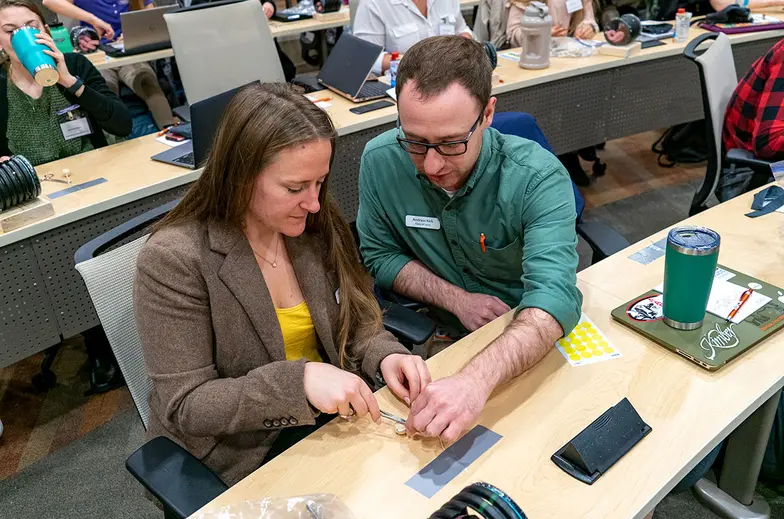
684, 32, 773, 216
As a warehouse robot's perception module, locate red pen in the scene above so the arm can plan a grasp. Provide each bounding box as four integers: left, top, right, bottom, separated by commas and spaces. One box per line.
480, 233, 486, 253
727, 288, 753, 322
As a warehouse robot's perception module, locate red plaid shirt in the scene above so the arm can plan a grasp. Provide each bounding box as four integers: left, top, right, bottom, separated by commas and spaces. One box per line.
723, 38, 784, 160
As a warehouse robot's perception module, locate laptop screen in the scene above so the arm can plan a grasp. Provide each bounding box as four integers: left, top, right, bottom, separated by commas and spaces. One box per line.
190, 81, 258, 166
317, 34, 383, 98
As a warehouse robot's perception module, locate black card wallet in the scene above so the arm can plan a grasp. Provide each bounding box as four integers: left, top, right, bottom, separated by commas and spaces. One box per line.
551, 398, 652, 484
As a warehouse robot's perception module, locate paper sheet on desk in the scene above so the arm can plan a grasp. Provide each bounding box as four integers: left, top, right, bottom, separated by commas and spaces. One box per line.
156, 135, 189, 147
654, 273, 771, 324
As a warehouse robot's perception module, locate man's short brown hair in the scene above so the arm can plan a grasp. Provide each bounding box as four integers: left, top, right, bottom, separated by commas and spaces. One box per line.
395, 36, 492, 111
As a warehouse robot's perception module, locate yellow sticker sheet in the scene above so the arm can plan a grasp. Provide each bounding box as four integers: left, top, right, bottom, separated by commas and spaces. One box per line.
556, 313, 621, 367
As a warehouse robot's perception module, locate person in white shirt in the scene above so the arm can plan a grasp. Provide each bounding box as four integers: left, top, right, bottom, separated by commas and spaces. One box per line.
353, 0, 472, 75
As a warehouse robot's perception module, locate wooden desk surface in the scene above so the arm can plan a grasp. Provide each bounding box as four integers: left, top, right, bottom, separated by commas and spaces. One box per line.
0, 134, 199, 248
193, 185, 784, 519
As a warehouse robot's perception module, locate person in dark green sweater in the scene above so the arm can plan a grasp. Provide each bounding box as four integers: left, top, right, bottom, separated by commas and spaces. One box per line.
0, 0, 131, 166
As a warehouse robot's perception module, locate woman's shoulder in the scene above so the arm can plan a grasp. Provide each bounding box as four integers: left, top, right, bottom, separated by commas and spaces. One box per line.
139, 219, 209, 273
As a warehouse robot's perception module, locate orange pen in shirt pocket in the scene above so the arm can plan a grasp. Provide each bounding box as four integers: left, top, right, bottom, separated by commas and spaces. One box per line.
480, 233, 486, 253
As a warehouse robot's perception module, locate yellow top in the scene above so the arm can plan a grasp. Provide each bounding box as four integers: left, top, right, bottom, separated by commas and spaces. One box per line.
275, 301, 323, 362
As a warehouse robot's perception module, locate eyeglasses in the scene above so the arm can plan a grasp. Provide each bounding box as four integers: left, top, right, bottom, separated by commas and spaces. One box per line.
396, 113, 483, 156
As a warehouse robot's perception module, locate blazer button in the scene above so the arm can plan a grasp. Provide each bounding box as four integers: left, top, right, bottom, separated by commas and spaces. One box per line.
280, 418, 289, 426
289, 417, 298, 425
263, 420, 272, 428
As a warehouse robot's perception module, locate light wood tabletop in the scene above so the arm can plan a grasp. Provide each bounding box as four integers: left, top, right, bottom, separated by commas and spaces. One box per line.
0, 134, 199, 248
192, 184, 784, 519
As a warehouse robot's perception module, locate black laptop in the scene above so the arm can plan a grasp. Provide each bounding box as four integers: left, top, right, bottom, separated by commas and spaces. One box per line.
317, 33, 388, 102
151, 82, 256, 169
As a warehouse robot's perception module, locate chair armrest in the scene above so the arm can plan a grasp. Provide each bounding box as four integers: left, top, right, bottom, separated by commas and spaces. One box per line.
577, 221, 630, 263
126, 436, 228, 519
726, 148, 774, 170
379, 289, 425, 310
381, 301, 437, 346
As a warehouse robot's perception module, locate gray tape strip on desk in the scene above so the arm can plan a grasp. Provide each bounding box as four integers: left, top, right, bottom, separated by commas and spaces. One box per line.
405, 425, 502, 498
628, 237, 667, 265
48, 177, 108, 199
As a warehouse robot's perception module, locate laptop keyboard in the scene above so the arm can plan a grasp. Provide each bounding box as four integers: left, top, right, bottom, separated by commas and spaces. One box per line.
173, 152, 194, 166
358, 81, 388, 100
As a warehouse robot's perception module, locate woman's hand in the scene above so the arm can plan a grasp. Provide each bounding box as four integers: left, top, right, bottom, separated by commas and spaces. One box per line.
380, 353, 431, 405
552, 25, 568, 37
574, 23, 595, 40
304, 362, 381, 421
36, 31, 77, 88
262, 1, 274, 19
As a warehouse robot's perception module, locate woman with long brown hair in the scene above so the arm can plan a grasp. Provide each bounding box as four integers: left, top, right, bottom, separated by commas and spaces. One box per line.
133, 82, 430, 486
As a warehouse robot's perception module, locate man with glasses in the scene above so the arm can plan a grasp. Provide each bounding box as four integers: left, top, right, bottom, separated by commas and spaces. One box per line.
356, 36, 582, 443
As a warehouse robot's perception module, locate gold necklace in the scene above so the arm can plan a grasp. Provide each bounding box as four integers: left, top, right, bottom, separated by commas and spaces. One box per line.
250, 235, 280, 268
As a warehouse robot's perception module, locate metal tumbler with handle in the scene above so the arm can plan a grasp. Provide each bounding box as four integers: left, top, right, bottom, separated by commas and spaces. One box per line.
663, 226, 721, 330
11, 26, 59, 87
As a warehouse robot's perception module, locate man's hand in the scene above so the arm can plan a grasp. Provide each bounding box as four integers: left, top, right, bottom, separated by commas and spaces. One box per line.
90, 16, 115, 41
452, 293, 511, 331
262, 1, 274, 18
406, 372, 491, 444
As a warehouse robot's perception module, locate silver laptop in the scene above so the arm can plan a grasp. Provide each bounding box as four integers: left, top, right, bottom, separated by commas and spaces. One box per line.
103, 6, 177, 55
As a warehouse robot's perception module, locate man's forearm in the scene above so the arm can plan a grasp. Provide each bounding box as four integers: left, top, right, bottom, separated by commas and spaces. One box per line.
43, 0, 100, 25
459, 307, 563, 393
392, 260, 466, 315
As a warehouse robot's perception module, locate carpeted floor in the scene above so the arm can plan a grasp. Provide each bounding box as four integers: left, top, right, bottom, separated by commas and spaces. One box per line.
0, 178, 779, 519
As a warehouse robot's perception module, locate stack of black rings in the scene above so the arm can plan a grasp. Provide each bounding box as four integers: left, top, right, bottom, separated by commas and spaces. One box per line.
0, 155, 41, 211
430, 482, 527, 519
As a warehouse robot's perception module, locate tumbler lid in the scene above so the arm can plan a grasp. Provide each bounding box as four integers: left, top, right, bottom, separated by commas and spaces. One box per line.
667, 226, 720, 256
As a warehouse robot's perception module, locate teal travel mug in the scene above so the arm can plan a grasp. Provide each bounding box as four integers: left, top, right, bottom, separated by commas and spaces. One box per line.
11, 26, 59, 87
662, 226, 720, 330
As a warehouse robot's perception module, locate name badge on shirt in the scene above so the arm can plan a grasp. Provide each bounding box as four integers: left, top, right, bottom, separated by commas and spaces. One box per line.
60, 117, 92, 140
439, 22, 456, 35
406, 215, 441, 230
566, 0, 582, 14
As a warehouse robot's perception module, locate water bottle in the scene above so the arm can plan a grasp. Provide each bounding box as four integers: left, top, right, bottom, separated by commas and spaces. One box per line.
675, 8, 691, 44
49, 23, 74, 54
519, 2, 552, 70
11, 26, 59, 87
389, 52, 400, 87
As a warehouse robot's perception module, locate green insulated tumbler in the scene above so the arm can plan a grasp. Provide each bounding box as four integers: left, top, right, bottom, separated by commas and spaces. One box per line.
663, 226, 720, 330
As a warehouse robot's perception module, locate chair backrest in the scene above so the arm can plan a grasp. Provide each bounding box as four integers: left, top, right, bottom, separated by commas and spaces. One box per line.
490, 112, 586, 220
75, 237, 151, 427
74, 200, 179, 429
349, 0, 360, 29
164, 0, 285, 105
683, 32, 738, 213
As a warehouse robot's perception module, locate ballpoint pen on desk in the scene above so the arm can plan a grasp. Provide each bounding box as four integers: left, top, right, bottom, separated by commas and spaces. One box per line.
727, 288, 753, 323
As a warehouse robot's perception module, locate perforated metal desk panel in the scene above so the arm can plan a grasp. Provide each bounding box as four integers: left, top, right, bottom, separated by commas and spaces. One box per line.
0, 35, 780, 369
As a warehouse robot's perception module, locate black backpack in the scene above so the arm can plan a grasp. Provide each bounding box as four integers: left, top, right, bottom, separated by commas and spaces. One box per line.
652, 121, 709, 167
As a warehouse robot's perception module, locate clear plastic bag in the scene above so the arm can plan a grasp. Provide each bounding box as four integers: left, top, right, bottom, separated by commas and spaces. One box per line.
193, 494, 358, 519
550, 37, 601, 58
